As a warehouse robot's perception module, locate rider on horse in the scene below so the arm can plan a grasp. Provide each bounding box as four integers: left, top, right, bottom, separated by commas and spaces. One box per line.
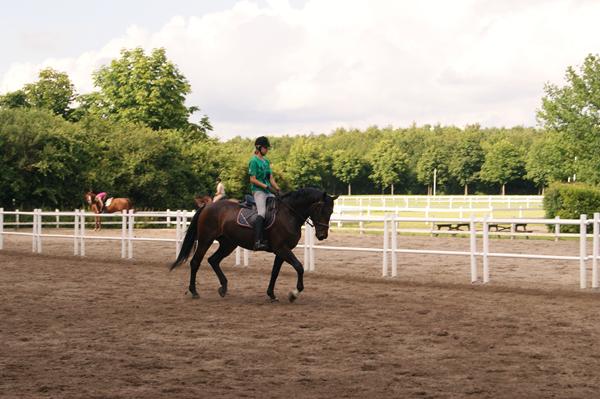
95, 191, 108, 212
249, 136, 281, 251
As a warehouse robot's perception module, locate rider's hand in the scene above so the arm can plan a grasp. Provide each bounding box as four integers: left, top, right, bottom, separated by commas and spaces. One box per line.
267, 185, 279, 196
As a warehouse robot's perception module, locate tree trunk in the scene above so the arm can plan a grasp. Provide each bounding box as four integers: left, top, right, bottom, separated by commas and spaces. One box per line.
464, 184, 468, 195
391, 184, 394, 195
501, 184, 506, 195
347, 183, 351, 196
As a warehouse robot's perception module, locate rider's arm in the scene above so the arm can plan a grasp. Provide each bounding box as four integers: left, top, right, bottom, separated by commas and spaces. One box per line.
269, 175, 280, 192
249, 175, 268, 190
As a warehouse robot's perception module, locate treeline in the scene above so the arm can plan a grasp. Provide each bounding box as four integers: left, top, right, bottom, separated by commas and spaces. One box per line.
1, 49, 599, 210
0, 107, 567, 210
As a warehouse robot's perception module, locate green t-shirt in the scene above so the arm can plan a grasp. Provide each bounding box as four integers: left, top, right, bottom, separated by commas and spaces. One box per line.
248, 155, 272, 193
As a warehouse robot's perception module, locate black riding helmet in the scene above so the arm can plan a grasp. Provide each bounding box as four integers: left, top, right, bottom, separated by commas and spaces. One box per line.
255, 136, 270, 150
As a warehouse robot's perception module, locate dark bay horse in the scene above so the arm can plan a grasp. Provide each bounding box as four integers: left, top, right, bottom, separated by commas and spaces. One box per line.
171, 188, 338, 302
84, 191, 133, 230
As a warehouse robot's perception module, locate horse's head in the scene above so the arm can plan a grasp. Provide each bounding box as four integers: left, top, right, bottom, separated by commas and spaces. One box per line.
308, 192, 339, 240
194, 195, 213, 209
84, 191, 95, 205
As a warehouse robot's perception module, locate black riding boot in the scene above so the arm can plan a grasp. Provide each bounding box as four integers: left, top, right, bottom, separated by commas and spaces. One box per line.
253, 216, 268, 251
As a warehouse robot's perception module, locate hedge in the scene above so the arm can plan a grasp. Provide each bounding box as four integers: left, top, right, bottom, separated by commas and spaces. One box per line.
544, 183, 600, 232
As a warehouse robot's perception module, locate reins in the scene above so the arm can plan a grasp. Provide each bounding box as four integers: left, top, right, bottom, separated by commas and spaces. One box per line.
275, 196, 329, 229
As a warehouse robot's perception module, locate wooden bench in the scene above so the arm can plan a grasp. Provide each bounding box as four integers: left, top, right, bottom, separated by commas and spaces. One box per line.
488, 223, 532, 233
433, 223, 469, 236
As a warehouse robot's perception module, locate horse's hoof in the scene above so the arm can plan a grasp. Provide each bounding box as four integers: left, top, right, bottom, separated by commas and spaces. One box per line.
188, 290, 199, 299
269, 297, 279, 303
288, 289, 300, 303
218, 286, 227, 298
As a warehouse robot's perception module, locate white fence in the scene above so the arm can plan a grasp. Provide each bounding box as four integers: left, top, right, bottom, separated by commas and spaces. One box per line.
1, 208, 599, 289
336, 195, 543, 209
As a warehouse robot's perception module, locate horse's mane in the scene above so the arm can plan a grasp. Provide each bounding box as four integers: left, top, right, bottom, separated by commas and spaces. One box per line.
281, 187, 324, 207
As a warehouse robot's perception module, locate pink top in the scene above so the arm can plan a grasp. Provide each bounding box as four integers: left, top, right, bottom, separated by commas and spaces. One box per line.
96, 192, 107, 200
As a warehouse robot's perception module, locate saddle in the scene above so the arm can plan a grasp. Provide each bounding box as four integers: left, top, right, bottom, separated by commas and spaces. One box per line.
237, 196, 277, 229
105, 197, 114, 207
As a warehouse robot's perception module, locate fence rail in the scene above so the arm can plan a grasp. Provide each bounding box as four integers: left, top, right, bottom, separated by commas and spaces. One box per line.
1, 207, 598, 290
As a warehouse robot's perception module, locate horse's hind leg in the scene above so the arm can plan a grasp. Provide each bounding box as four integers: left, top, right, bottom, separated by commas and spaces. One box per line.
188, 239, 213, 299
208, 239, 236, 298
266, 256, 284, 302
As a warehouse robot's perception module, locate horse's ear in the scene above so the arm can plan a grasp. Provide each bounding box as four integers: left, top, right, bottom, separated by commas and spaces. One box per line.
331, 195, 339, 200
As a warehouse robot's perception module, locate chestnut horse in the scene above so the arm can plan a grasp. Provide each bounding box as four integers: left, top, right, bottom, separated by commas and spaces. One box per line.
84, 191, 133, 230
171, 187, 338, 303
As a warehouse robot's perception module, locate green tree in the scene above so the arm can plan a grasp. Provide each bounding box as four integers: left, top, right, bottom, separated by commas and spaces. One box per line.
87, 47, 211, 137
480, 140, 525, 195
538, 53, 600, 184
0, 90, 29, 109
368, 139, 408, 194
284, 138, 327, 189
23, 68, 75, 118
448, 134, 484, 195
525, 132, 571, 193
0, 108, 91, 208
416, 146, 449, 195
332, 150, 364, 195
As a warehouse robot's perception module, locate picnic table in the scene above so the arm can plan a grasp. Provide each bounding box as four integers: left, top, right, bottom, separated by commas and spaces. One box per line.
433, 223, 470, 236
435, 223, 470, 231
488, 223, 532, 233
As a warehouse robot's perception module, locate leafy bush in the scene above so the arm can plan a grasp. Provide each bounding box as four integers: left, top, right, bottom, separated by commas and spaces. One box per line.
543, 183, 600, 232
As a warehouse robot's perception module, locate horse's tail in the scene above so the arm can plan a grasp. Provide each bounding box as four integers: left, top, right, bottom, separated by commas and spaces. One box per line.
170, 207, 203, 271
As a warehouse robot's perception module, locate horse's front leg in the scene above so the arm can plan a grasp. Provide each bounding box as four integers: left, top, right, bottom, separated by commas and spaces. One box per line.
266, 256, 284, 302
273, 248, 304, 303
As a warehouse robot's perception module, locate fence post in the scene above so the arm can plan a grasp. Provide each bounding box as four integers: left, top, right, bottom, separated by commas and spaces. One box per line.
166, 209, 171, 228
309, 224, 315, 272
55, 209, 60, 229
243, 248, 249, 266
359, 221, 364, 235
554, 216, 560, 242
482, 215, 490, 283
121, 210, 127, 259
175, 210, 181, 257
32, 209, 37, 253
80, 210, 86, 257
518, 206, 523, 218
0, 208, 3, 250
470, 215, 478, 283
580, 214, 587, 289
382, 216, 389, 277
73, 209, 79, 256
304, 223, 309, 268
36, 209, 42, 254
128, 209, 134, 259
593, 213, 599, 289
15, 209, 19, 230
391, 217, 397, 277
235, 247, 241, 266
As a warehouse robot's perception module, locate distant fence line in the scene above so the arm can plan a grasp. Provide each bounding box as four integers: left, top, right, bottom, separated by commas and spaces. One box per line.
1, 207, 599, 290
336, 195, 544, 209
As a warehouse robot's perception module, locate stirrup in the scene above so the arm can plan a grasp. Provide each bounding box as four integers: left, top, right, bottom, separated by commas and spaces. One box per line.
254, 241, 269, 251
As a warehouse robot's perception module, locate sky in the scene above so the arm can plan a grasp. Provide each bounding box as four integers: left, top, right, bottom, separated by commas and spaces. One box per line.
1, 0, 599, 139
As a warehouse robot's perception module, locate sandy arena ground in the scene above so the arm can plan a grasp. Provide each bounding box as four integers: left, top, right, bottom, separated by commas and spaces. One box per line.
2, 228, 600, 398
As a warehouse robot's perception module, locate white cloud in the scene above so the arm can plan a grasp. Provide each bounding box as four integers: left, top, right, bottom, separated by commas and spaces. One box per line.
2, 0, 600, 139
